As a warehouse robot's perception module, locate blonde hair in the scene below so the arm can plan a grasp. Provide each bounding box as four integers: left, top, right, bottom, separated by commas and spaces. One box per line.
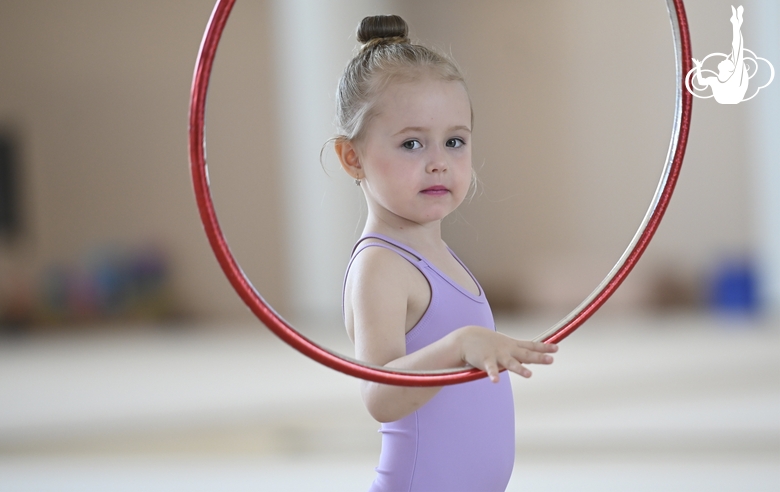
335, 15, 469, 144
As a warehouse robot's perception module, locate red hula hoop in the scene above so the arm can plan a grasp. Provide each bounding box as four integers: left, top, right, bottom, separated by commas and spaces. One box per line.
188, 0, 692, 386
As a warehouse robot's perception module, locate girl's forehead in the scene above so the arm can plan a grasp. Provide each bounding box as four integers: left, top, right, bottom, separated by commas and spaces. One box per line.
374, 77, 470, 112
381, 75, 465, 95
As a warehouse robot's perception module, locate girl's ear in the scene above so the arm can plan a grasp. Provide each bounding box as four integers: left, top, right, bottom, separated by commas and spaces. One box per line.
334, 139, 362, 179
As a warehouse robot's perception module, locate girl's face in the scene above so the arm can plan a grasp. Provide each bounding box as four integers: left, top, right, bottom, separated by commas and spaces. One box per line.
351, 76, 473, 229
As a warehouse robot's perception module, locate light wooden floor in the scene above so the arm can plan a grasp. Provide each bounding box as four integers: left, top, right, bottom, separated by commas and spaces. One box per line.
0, 313, 778, 491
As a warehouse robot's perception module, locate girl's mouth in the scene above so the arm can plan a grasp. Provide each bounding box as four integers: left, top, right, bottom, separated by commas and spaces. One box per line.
421, 185, 449, 196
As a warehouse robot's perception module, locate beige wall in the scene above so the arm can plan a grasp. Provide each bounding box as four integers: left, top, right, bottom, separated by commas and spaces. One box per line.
0, 0, 766, 321
0, 0, 286, 320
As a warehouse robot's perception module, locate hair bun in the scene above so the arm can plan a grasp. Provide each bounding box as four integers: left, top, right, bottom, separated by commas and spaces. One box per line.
357, 15, 409, 44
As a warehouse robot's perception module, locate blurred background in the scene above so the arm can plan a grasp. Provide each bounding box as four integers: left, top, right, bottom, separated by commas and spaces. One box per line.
0, 0, 778, 491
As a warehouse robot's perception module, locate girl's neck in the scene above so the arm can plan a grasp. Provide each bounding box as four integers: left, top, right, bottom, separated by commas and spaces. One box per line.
362, 216, 447, 257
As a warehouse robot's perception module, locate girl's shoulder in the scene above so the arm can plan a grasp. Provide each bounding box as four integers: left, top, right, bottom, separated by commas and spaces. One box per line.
344, 237, 432, 337
347, 238, 421, 289
351, 236, 423, 263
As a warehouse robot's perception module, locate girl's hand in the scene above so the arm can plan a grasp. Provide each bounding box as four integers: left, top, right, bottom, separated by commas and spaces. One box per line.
455, 326, 558, 383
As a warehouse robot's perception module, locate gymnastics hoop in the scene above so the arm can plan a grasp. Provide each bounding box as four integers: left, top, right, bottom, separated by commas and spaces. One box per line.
189, 0, 692, 387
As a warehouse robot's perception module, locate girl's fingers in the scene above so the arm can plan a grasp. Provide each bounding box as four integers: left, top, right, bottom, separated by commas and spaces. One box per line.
534, 342, 559, 353
515, 340, 558, 353
483, 360, 500, 383
511, 347, 554, 365
467, 332, 557, 381
503, 358, 532, 378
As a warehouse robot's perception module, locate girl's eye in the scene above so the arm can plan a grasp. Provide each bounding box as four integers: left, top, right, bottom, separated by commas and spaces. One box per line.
446, 138, 465, 148
402, 140, 422, 150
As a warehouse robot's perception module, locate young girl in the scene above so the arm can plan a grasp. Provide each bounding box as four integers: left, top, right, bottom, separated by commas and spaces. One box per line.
335, 15, 558, 492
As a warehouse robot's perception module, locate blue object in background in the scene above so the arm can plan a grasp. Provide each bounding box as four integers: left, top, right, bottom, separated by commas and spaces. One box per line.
92, 254, 127, 315
707, 258, 760, 315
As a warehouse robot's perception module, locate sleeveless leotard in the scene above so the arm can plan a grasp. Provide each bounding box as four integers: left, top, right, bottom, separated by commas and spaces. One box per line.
344, 234, 515, 492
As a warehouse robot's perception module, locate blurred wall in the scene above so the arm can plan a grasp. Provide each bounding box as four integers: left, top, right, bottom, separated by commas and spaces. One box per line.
0, 0, 773, 323
0, 0, 287, 321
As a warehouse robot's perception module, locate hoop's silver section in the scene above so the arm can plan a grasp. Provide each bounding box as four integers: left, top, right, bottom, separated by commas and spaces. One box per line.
533, 0, 686, 343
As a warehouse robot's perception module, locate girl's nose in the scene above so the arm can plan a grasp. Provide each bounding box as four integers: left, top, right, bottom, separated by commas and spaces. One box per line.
426, 148, 448, 173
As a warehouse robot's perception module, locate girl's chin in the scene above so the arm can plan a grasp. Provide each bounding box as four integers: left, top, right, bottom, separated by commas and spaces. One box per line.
368, 200, 462, 225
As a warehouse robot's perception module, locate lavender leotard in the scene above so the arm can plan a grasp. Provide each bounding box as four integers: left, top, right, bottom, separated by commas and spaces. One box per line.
344, 234, 515, 492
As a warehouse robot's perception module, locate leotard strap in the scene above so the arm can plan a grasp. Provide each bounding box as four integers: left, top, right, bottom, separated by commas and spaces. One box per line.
342, 234, 426, 322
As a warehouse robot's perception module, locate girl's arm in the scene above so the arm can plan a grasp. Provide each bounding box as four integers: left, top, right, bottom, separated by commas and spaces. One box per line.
345, 246, 557, 423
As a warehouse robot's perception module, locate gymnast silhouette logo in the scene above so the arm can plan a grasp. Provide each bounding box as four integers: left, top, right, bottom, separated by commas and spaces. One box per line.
685, 5, 774, 104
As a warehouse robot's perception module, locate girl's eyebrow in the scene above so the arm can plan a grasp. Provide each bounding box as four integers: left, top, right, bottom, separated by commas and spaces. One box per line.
393, 125, 472, 136
450, 125, 472, 133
